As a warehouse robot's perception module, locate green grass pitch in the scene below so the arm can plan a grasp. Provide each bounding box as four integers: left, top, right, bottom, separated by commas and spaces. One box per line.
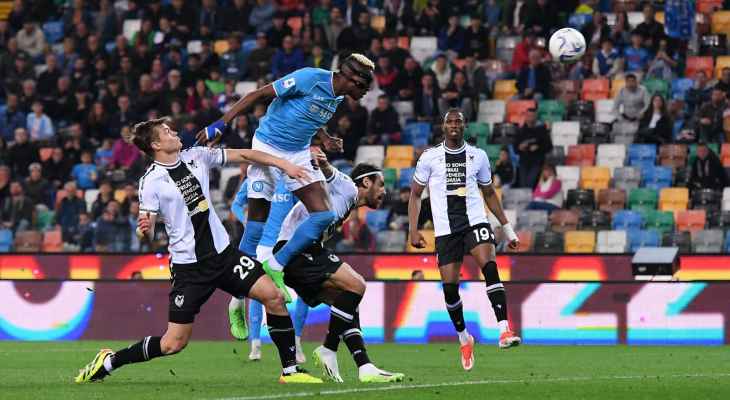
2, 341, 729, 399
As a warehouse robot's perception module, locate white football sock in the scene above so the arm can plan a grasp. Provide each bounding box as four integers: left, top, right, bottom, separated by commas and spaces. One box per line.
267, 256, 284, 272
457, 329, 470, 345
498, 320, 510, 334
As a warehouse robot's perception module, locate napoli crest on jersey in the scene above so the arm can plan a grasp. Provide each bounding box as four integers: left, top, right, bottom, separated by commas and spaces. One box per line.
252, 181, 264, 192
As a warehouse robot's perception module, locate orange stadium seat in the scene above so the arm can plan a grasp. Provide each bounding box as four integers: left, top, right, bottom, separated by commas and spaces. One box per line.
715, 56, 730, 78
700, 0, 724, 13
659, 187, 689, 212
42, 230, 63, 252
507, 231, 533, 252
213, 40, 230, 55
384, 145, 414, 169
406, 230, 435, 253
685, 56, 714, 79
610, 77, 625, 98
494, 80, 517, 100
506, 100, 535, 125
556, 80, 580, 103
550, 210, 580, 233
566, 144, 596, 167
676, 210, 707, 233
658, 144, 688, 169
598, 188, 626, 214
564, 230, 596, 253
581, 78, 610, 101
397, 36, 410, 50
14, 231, 42, 252
711, 10, 730, 34
114, 189, 127, 203
721, 144, 730, 167
580, 166, 610, 191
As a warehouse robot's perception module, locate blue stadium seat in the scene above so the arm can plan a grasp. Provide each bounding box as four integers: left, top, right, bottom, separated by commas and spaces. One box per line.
42, 21, 64, 43
671, 78, 694, 100
366, 210, 390, 233
612, 210, 643, 230
0, 229, 12, 252
403, 122, 431, 147
399, 167, 415, 188
627, 229, 660, 253
242, 39, 257, 55
724, 230, 730, 253
628, 144, 657, 168
568, 13, 593, 29
641, 166, 673, 190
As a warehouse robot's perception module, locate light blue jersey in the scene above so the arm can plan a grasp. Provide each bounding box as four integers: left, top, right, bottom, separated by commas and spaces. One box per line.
231, 179, 297, 248
255, 67, 344, 151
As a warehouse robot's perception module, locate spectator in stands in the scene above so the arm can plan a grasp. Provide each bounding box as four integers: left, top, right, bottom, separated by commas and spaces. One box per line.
109, 95, 137, 139
127, 199, 142, 252
67, 211, 94, 252
396, 57, 423, 101
517, 49, 551, 100
612, 73, 650, 122
375, 56, 399, 98
697, 88, 728, 143
220, 34, 246, 81
523, 0, 558, 38
271, 35, 305, 79
24, 163, 51, 208
223, 0, 253, 33
91, 181, 113, 220
249, 0, 275, 34
306, 45, 332, 70
15, 19, 46, 59
1, 181, 34, 232
716, 67, 730, 99
134, 74, 161, 117
93, 206, 121, 252
637, 95, 673, 144
430, 54, 453, 91
504, 0, 530, 34
414, 73, 441, 122
462, 14, 489, 59
440, 71, 476, 121
85, 102, 111, 145
414, 0, 446, 36
437, 15, 465, 57
162, 0, 196, 41
514, 107, 552, 188
43, 147, 72, 189
57, 180, 86, 242
7, 128, 38, 178
388, 187, 410, 230
669, 100, 696, 143
592, 39, 623, 78
110, 126, 141, 170
324, 7, 345, 51
1, 40, 30, 92
581, 11, 610, 48
0, 93, 26, 142
635, 3, 665, 52
0, 20, 10, 49
330, 115, 358, 162
267, 12, 292, 48
367, 95, 402, 145
37, 54, 61, 95
0, 166, 9, 206
56, 37, 79, 76
245, 32, 274, 81
686, 71, 713, 116
493, 146, 514, 188
526, 163, 562, 212
18, 79, 37, 115
689, 143, 727, 192
646, 38, 678, 80
63, 123, 92, 165
71, 150, 98, 190
623, 31, 650, 73
198, 0, 223, 39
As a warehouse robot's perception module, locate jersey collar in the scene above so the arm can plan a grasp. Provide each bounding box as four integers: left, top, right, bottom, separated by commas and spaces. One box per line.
154, 158, 182, 169
442, 141, 466, 154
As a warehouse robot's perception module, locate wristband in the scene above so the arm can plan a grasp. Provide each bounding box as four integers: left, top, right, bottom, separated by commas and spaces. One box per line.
205, 120, 228, 140
502, 222, 518, 242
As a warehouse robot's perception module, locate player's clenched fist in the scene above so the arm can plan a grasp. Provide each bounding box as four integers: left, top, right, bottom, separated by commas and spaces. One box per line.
409, 230, 427, 249
136, 212, 152, 238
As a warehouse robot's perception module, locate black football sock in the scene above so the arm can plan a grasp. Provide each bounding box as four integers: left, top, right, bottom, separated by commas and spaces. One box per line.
442, 283, 466, 332
343, 313, 371, 368
323, 291, 363, 352
266, 313, 297, 369
110, 336, 163, 371
482, 261, 508, 321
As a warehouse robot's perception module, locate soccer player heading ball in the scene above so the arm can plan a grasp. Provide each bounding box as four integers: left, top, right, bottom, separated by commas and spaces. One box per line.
74, 118, 321, 384
197, 54, 375, 303
408, 109, 522, 371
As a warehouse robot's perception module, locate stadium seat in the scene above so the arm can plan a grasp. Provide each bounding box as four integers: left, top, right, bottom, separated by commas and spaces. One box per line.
685, 56, 714, 79
610, 76, 626, 97
611, 121, 638, 144
0, 229, 13, 252
516, 210, 549, 231
556, 80, 580, 103
406, 229, 435, 252
629, 188, 658, 213
122, 19, 141, 41
42, 230, 63, 252
398, 167, 415, 188
641, 166, 673, 190
671, 78, 694, 100
495, 36, 521, 64
724, 230, 730, 252
596, 230, 628, 253
662, 231, 691, 253
84, 189, 99, 212
688, 143, 719, 165
551, 121, 581, 151
692, 189, 721, 210
533, 231, 564, 253
234, 81, 257, 96
501, 188, 532, 211
612, 210, 643, 231
490, 123, 518, 145
642, 209, 674, 235
711, 10, 730, 35
627, 229, 660, 253
581, 122, 611, 145
596, 144, 626, 173
642, 78, 670, 98
35, 210, 54, 231
14, 230, 42, 252
537, 100, 565, 123
706, 210, 730, 230
355, 145, 385, 167
42, 20, 64, 43
409, 36, 437, 64
546, 146, 566, 166
566, 189, 595, 211
507, 230, 534, 252
659, 187, 689, 212
676, 210, 707, 233
506, 100, 536, 125
556, 166, 580, 198
581, 78, 610, 101
477, 100, 506, 125
628, 144, 657, 168
494, 80, 518, 100
700, 0, 724, 13
692, 230, 724, 253
375, 230, 407, 252
383, 168, 397, 189
594, 99, 617, 124
721, 143, 730, 167
566, 144, 596, 166
723, 188, 730, 211
403, 122, 432, 147
482, 144, 501, 168
392, 101, 414, 127
213, 39, 230, 55
549, 210, 580, 233
564, 230, 596, 253
580, 166, 610, 191
658, 144, 688, 169
569, 13, 593, 29
366, 210, 390, 233
598, 188, 626, 214
581, 210, 611, 231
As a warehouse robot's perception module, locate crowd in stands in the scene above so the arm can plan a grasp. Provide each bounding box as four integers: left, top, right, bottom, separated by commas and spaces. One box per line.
2, 0, 730, 254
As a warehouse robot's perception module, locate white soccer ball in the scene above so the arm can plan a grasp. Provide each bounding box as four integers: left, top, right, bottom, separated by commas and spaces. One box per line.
549, 28, 586, 63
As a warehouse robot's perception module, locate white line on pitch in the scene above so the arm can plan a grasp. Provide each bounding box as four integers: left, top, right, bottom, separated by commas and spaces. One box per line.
209, 373, 730, 400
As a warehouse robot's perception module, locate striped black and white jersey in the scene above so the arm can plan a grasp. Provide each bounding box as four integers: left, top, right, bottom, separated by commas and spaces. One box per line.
413, 141, 492, 237
278, 168, 358, 244
138, 147, 230, 264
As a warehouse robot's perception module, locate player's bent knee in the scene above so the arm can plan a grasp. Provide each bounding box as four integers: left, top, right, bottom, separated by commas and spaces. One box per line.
160, 335, 189, 355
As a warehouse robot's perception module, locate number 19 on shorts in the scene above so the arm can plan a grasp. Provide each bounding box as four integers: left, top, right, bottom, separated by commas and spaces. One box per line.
472, 226, 494, 244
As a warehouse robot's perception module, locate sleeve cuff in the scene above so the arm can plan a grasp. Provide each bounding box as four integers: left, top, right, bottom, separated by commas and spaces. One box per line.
413, 176, 426, 186
221, 148, 227, 166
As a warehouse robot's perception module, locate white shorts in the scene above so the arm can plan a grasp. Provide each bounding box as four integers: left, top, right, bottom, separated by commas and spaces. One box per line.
247, 136, 325, 200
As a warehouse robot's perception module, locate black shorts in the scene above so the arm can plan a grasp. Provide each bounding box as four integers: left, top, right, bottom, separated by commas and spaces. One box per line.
435, 223, 495, 267
168, 245, 265, 324
276, 241, 343, 307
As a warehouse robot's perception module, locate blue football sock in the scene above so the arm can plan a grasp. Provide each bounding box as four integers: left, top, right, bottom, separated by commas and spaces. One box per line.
249, 299, 264, 340
241, 221, 265, 258
293, 298, 309, 337
273, 210, 335, 267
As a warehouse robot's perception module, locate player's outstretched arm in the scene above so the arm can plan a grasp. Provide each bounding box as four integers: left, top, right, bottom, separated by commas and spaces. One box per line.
480, 183, 520, 249
408, 183, 427, 248
196, 85, 276, 145
225, 149, 309, 183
